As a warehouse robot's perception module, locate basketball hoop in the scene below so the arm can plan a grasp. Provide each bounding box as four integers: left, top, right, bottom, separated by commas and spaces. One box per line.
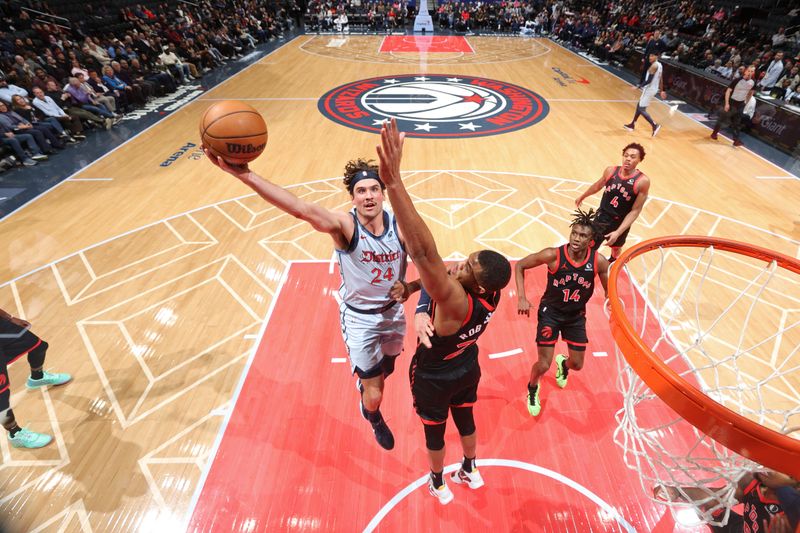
607, 236, 800, 525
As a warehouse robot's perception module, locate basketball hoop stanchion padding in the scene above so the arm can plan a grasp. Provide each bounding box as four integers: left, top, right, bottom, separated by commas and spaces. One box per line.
607, 235, 800, 479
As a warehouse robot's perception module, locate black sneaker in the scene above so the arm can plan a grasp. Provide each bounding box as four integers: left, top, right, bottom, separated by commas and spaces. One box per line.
370, 415, 395, 450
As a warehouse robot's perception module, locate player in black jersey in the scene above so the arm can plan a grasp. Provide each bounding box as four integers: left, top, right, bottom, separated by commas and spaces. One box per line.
515, 210, 609, 417
656, 470, 796, 533
377, 119, 511, 505
575, 143, 651, 263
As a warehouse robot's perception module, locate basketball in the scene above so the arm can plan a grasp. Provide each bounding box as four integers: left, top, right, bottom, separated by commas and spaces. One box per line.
199, 101, 268, 164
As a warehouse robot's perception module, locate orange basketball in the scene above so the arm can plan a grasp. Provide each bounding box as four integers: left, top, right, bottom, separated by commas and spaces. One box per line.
199, 101, 268, 164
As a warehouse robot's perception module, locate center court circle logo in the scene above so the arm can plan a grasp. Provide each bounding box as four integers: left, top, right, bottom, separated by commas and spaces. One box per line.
318, 74, 549, 138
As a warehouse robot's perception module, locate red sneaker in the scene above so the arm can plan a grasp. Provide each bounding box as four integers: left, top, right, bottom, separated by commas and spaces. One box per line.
710, 132, 718, 140
733, 139, 743, 147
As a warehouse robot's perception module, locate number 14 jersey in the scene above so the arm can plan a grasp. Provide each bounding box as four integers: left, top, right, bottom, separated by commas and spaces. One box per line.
540, 245, 598, 315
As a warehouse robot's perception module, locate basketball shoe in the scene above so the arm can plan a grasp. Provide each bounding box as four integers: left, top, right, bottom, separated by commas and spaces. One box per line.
27, 371, 71, 390
451, 467, 484, 489
527, 385, 541, 416
555, 354, 569, 388
622, 123, 635, 131
428, 477, 454, 505
652, 124, 661, 137
8, 428, 52, 449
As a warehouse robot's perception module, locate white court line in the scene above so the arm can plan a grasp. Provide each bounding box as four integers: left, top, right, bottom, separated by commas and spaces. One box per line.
66, 178, 114, 181
547, 38, 799, 179
593, 351, 609, 357
363, 458, 636, 533
331, 357, 347, 363
755, 176, 796, 180
243, 334, 258, 339
488, 348, 523, 359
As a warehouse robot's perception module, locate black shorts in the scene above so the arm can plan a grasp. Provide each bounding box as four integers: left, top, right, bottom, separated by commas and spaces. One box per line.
410, 362, 481, 424
536, 305, 588, 350
594, 210, 629, 248
0, 318, 42, 394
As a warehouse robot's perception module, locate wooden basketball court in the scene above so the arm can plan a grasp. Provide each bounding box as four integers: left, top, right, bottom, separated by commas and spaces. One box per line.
0, 35, 797, 532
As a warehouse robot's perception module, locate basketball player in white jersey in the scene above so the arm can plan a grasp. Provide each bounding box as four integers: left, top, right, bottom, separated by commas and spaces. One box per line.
623, 52, 666, 137
203, 151, 407, 451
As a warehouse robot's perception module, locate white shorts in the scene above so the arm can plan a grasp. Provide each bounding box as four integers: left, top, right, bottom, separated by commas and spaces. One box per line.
639, 90, 657, 108
339, 302, 406, 377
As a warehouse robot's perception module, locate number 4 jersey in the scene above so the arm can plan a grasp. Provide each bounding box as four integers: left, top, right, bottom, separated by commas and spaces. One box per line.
541, 245, 598, 315
598, 166, 643, 221
337, 209, 408, 311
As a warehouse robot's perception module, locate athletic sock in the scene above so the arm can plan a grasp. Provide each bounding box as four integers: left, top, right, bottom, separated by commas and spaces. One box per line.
527, 383, 538, 397
431, 471, 444, 487
462, 456, 475, 473
30, 369, 43, 381
561, 357, 570, 377
7, 424, 21, 437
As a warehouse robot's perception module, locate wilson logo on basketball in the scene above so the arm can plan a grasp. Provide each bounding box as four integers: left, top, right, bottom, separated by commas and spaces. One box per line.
318, 74, 549, 138
225, 142, 267, 154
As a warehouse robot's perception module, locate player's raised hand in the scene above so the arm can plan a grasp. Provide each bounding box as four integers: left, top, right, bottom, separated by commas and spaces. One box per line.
517, 296, 531, 317
575, 195, 584, 208
389, 280, 410, 302
376, 118, 405, 186
605, 229, 622, 246
415, 312, 434, 348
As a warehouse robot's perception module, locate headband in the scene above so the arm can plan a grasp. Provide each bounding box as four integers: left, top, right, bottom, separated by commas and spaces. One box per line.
348, 169, 384, 194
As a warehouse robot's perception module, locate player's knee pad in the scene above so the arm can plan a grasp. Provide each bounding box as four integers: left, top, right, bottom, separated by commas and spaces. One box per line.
27, 340, 48, 369
423, 422, 446, 450
451, 406, 476, 436
380, 354, 398, 378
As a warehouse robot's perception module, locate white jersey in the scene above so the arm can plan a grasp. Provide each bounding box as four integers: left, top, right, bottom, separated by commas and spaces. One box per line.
337, 209, 407, 311
639, 61, 662, 107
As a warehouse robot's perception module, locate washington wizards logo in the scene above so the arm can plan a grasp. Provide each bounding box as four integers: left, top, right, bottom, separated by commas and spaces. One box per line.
318, 74, 549, 138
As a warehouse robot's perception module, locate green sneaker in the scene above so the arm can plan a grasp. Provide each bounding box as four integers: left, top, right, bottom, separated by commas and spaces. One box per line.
555, 354, 569, 389
527, 386, 541, 417
27, 371, 72, 390
8, 428, 52, 449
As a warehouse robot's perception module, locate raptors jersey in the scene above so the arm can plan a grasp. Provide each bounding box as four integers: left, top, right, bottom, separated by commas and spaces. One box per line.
598, 166, 643, 220
412, 290, 500, 379
337, 210, 407, 310
541, 245, 598, 315
741, 478, 783, 533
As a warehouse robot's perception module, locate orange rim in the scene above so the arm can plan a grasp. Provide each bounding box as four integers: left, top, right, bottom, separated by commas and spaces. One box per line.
607, 235, 800, 478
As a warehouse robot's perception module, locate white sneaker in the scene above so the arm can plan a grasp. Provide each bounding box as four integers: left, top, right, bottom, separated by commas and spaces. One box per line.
428, 477, 454, 505
451, 467, 484, 489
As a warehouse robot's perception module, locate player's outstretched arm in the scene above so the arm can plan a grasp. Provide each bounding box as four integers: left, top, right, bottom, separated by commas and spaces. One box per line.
514, 248, 557, 316
576, 166, 614, 207
376, 119, 456, 307
203, 148, 350, 244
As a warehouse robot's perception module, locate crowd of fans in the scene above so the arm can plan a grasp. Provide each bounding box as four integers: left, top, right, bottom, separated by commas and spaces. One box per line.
306, 0, 800, 104
0, 0, 297, 174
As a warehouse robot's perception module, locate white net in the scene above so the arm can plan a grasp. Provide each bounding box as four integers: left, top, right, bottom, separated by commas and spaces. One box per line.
609, 241, 800, 526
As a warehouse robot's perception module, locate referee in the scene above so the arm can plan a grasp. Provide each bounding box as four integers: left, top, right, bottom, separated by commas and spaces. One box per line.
710, 65, 756, 147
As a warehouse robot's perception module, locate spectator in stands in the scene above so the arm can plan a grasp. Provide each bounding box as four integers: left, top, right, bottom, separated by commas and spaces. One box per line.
30, 87, 85, 139
129, 57, 175, 95
0, 100, 61, 153
772, 27, 787, 49
101, 65, 140, 110
65, 76, 116, 123
0, 77, 27, 104
112, 60, 152, 102
76, 72, 117, 115
10, 94, 76, 145
45, 80, 109, 130
158, 45, 192, 84
759, 51, 786, 91
0, 116, 46, 166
